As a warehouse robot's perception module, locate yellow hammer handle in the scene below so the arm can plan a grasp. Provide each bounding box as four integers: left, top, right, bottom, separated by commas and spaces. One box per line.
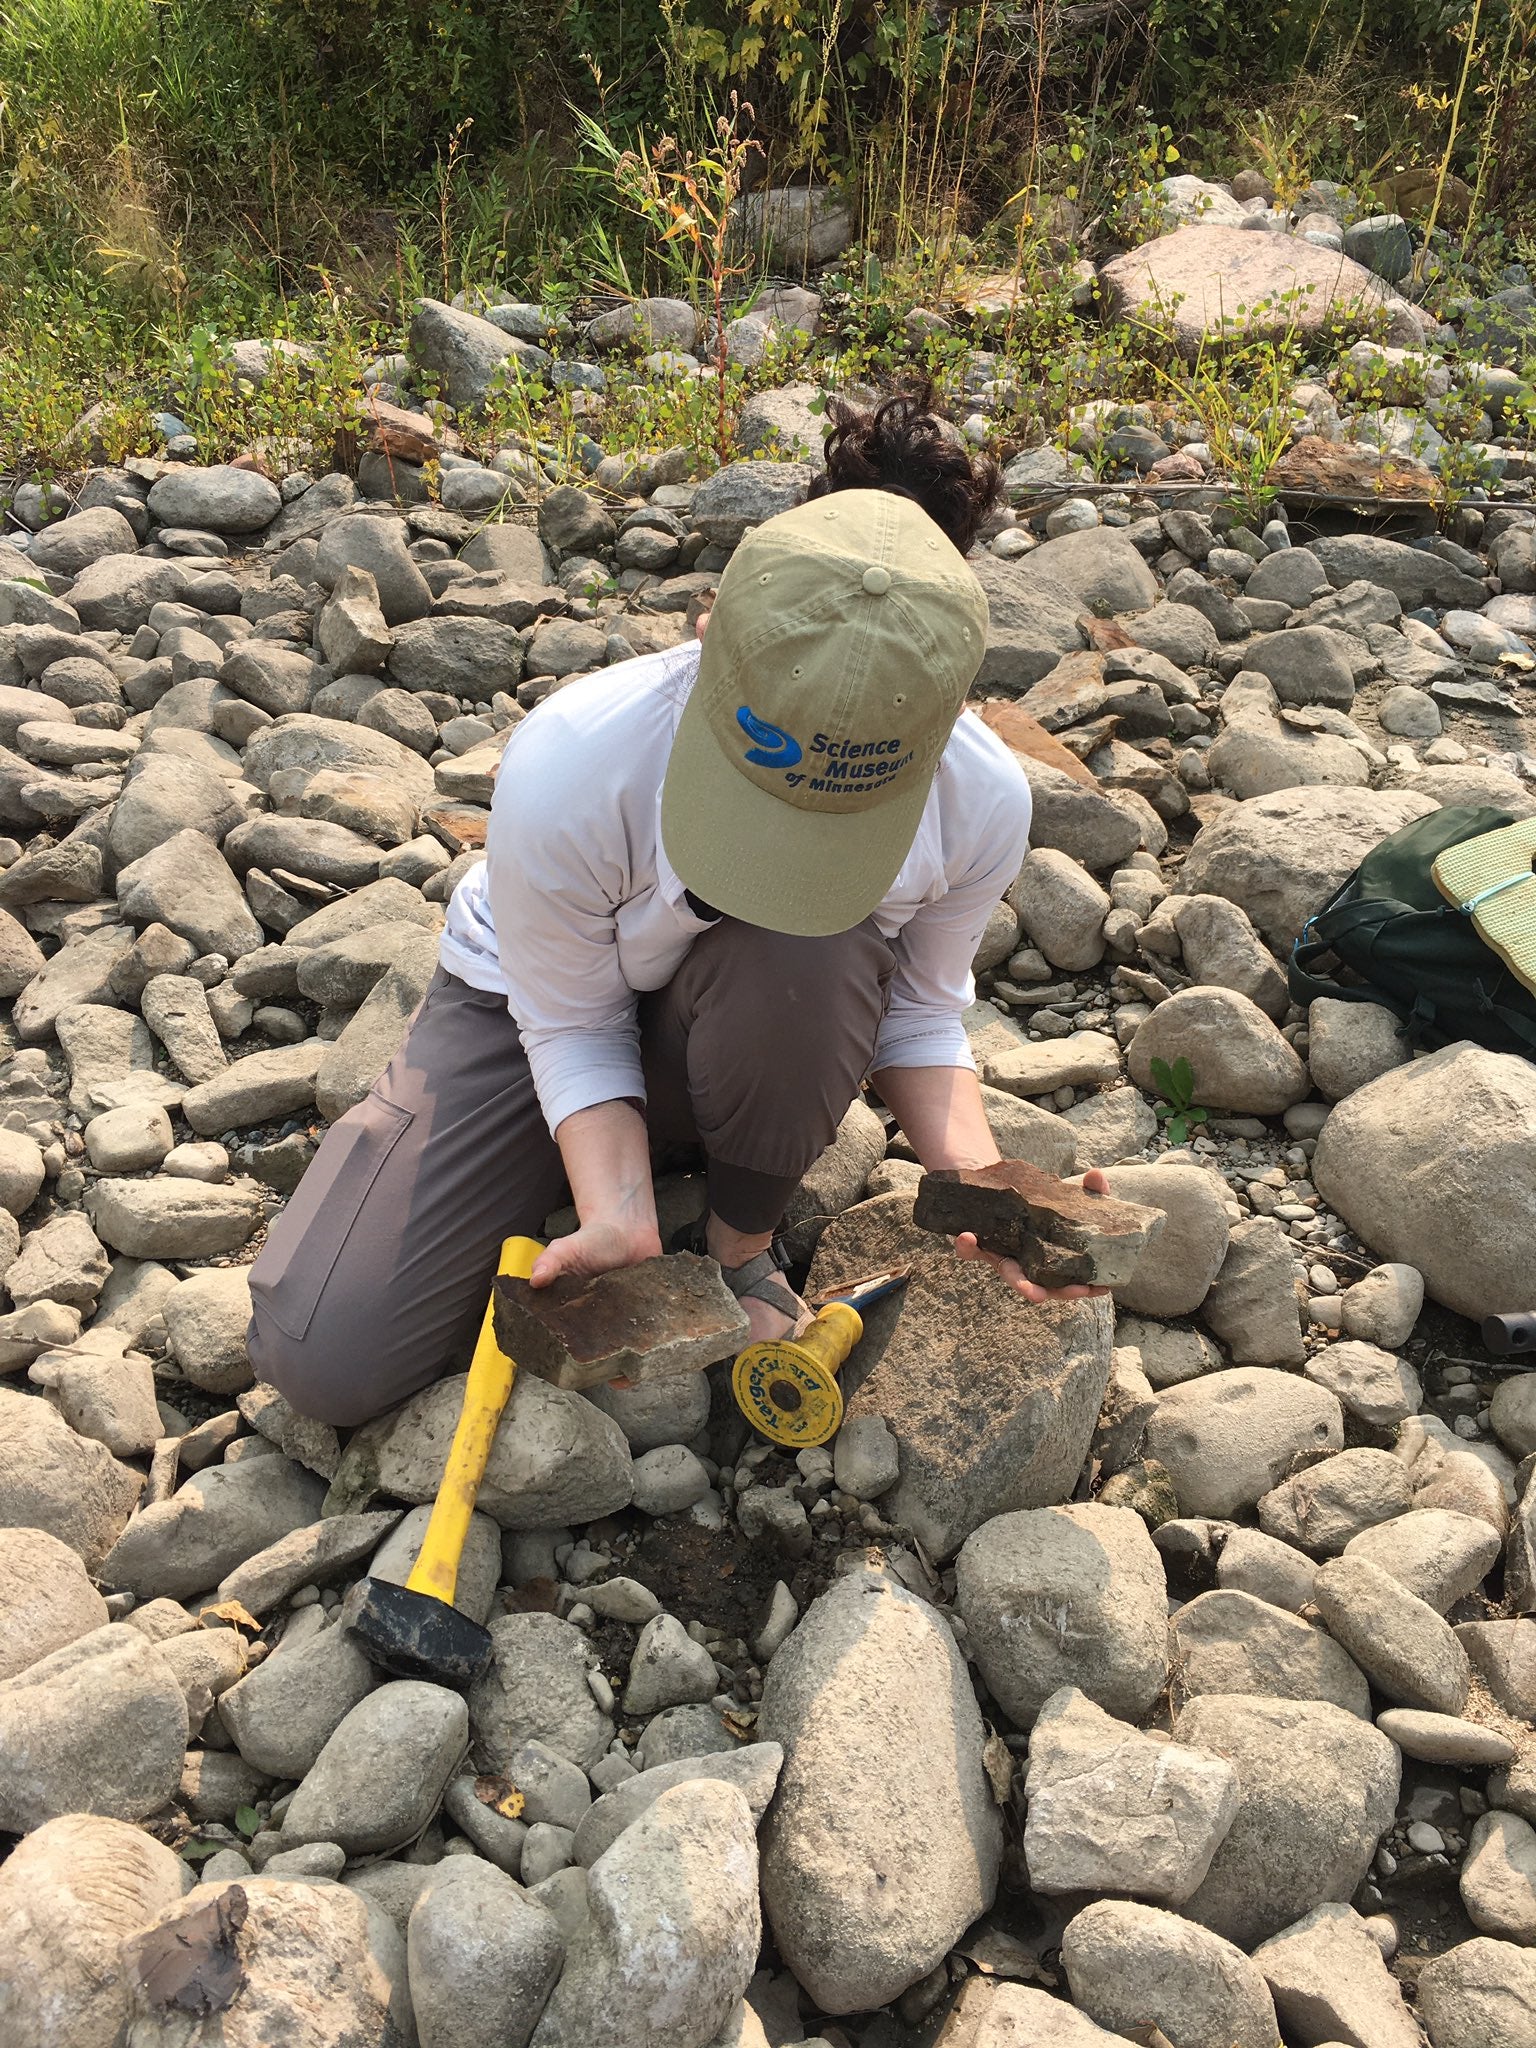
407, 1235, 543, 1607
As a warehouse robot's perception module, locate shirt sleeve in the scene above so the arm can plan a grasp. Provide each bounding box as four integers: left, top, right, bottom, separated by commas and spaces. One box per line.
871, 741, 1032, 1075
483, 715, 646, 1136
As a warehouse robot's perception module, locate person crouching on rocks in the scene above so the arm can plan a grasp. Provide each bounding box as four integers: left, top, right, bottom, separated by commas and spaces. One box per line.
247, 390, 1107, 1426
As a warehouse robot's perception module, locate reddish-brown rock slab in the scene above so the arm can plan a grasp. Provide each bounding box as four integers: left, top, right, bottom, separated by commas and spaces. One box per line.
494, 1252, 750, 1390
914, 1161, 1165, 1289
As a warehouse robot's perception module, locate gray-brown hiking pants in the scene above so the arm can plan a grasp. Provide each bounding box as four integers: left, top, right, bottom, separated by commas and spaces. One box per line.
246, 916, 895, 1426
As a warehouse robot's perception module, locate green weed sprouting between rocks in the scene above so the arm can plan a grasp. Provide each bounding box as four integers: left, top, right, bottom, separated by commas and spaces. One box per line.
1150, 1058, 1211, 1148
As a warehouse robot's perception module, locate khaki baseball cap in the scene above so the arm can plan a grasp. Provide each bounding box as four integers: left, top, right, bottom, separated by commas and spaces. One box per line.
660, 489, 989, 937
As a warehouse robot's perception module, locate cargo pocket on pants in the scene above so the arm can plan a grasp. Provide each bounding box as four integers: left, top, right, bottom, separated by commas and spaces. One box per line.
250, 1094, 413, 1344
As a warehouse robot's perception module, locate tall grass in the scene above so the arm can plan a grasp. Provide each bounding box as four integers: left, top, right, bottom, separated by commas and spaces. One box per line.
1, 0, 1532, 491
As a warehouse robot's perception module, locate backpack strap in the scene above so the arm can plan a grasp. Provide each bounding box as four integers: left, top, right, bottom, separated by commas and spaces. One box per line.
1287, 898, 1398, 1008
1288, 935, 1362, 1008
1467, 977, 1536, 1054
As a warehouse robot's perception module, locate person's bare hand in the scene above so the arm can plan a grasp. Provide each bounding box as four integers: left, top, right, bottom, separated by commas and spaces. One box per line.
952, 1166, 1115, 1303
529, 1219, 662, 1291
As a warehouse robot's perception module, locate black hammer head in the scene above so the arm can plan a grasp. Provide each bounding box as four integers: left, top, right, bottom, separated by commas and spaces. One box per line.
341, 1576, 493, 1687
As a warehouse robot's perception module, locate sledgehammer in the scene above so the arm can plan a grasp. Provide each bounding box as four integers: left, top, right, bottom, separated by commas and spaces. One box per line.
341, 1235, 543, 1687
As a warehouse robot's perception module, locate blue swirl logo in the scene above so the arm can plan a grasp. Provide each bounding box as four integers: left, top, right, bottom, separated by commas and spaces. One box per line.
736, 704, 802, 769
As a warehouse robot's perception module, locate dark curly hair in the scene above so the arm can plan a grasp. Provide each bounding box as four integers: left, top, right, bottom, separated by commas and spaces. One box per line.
806, 381, 1001, 556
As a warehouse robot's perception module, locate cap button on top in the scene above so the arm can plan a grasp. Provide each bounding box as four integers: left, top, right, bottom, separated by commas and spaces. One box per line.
862, 565, 892, 594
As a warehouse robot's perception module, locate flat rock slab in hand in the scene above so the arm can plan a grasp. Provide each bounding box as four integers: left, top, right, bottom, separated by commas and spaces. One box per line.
913, 1161, 1165, 1289
493, 1251, 750, 1391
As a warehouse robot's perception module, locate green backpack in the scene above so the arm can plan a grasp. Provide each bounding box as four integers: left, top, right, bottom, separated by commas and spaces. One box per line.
1288, 804, 1536, 1059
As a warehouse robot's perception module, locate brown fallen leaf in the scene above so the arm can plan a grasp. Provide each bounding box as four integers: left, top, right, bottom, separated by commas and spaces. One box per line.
956, 1921, 1056, 1985
198, 1599, 262, 1634
128, 1884, 248, 2016
473, 1774, 526, 1820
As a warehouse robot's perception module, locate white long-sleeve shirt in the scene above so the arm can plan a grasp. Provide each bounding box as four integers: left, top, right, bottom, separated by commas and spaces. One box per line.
439, 639, 1031, 1135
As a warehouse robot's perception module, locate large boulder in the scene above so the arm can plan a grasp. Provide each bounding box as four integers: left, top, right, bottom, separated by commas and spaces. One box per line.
1311, 532, 1487, 609
1099, 226, 1391, 355
1344, 1505, 1500, 1614
1207, 705, 1371, 799
1026, 526, 1159, 614
315, 930, 439, 1120
28, 504, 139, 578
1200, 1217, 1306, 1367
219, 1620, 380, 1779
1145, 1368, 1343, 1518
932, 1980, 1123, 2044
1313, 1042, 1536, 1321
972, 556, 1087, 690
410, 297, 550, 410
337, 1367, 633, 1527
1180, 787, 1439, 946
809, 1203, 1112, 1558
122, 1876, 401, 2043
758, 1569, 1001, 2015
0, 1813, 190, 2048
731, 184, 852, 272
688, 462, 811, 549
0, 1386, 141, 1569
146, 464, 281, 533
735, 383, 827, 466
1417, 1937, 1536, 2048
100, 1456, 326, 1599
956, 1504, 1169, 1728
280, 1679, 468, 1855
115, 829, 264, 961
162, 1266, 254, 1395
314, 512, 433, 624
241, 711, 436, 807
1015, 758, 1144, 872
0, 1624, 188, 1830
1253, 1901, 1424, 2048
67, 553, 186, 632
529, 1780, 760, 2048
0, 1525, 110, 1680
1062, 1899, 1280, 2048
1170, 1588, 1371, 1719
1173, 1694, 1400, 1949
85, 1174, 265, 1259
408, 1856, 564, 2048
1023, 1689, 1238, 1906
1127, 987, 1308, 1114
470, 1611, 615, 1773
1313, 1554, 1471, 1713
1088, 1162, 1231, 1317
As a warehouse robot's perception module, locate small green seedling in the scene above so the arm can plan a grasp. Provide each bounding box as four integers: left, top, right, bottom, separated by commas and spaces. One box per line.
234, 1806, 262, 1840
1149, 1056, 1209, 1147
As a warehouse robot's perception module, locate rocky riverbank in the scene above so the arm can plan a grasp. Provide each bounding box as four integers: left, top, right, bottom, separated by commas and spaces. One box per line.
1, 265, 1535, 2047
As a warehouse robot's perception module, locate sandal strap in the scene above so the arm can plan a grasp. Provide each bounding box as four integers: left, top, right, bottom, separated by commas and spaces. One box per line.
670, 1220, 804, 1318
722, 1247, 792, 1302
720, 1246, 805, 1321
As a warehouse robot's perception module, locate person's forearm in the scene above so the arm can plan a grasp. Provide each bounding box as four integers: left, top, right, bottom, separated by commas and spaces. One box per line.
870, 1065, 1001, 1172
554, 1099, 661, 1245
